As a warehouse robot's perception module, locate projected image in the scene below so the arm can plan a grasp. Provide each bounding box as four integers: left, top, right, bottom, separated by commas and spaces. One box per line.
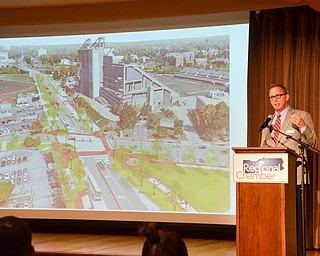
0, 28, 231, 214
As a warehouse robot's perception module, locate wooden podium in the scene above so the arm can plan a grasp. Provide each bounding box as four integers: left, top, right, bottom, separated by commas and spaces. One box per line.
233, 147, 299, 256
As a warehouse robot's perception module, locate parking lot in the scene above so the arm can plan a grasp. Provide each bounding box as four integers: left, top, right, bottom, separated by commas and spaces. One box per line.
0, 149, 53, 209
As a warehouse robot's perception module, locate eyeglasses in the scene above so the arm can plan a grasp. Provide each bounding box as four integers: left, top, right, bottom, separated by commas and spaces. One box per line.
269, 93, 286, 101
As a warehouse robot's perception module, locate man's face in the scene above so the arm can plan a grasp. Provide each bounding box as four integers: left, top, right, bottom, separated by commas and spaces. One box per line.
269, 86, 289, 112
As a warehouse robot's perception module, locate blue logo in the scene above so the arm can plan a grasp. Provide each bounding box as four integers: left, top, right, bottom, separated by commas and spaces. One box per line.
243, 157, 284, 173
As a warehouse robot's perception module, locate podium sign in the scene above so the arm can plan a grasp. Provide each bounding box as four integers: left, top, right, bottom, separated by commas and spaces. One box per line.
233, 153, 289, 183
233, 147, 298, 256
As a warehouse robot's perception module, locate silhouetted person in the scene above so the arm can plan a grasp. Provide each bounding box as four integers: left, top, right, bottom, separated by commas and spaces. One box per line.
138, 223, 188, 256
0, 215, 35, 256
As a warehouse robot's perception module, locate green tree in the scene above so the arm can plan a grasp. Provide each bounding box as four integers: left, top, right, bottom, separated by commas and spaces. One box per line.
147, 115, 160, 129
0, 183, 14, 205
39, 54, 48, 64
159, 145, 173, 164
140, 104, 152, 117
31, 119, 43, 134
57, 171, 72, 207
60, 66, 69, 77
53, 70, 60, 81
24, 55, 32, 65
115, 145, 129, 170
49, 55, 61, 65
136, 157, 150, 186
110, 105, 122, 116
181, 146, 197, 164
68, 65, 78, 76
189, 102, 229, 140
157, 126, 167, 138
152, 138, 162, 156
167, 180, 183, 211
23, 136, 34, 147
118, 103, 138, 130
205, 148, 221, 167
23, 136, 41, 148
160, 108, 174, 118
74, 97, 89, 108
173, 119, 183, 139
70, 159, 86, 191
34, 137, 41, 147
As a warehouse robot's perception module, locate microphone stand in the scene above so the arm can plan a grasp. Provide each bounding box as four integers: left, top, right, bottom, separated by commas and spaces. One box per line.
271, 126, 320, 256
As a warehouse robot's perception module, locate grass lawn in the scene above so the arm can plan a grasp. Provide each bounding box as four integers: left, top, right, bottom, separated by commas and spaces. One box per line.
114, 158, 230, 213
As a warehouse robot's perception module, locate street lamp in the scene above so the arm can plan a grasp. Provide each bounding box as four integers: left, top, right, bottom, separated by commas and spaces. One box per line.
113, 139, 117, 159
176, 151, 179, 164
153, 176, 156, 195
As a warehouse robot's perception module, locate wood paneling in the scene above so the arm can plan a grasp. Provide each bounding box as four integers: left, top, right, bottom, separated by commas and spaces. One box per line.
234, 147, 298, 256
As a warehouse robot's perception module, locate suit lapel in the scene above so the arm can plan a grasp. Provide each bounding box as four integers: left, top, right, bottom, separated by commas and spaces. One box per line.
278, 107, 294, 142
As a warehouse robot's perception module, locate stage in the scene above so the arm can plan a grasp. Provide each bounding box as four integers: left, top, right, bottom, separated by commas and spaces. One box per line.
33, 233, 234, 256
32, 233, 320, 256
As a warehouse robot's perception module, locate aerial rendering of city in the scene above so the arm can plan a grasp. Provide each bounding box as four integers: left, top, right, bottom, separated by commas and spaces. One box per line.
0, 28, 231, 215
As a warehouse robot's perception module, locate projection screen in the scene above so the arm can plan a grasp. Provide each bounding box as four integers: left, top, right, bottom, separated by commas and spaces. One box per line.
0, 12, 248, 225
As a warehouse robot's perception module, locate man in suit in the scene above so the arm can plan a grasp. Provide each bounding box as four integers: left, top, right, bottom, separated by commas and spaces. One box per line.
260, 84, 317, 182
260, 83, 317, 256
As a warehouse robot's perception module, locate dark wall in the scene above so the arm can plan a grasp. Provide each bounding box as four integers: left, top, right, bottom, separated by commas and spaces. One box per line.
24, 218, 235, 240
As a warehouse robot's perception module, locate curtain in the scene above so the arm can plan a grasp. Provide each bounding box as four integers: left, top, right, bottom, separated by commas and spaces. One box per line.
247, 6, 320, 249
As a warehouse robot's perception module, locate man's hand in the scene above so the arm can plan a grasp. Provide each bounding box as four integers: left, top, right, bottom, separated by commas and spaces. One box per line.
290, 112, 305, 128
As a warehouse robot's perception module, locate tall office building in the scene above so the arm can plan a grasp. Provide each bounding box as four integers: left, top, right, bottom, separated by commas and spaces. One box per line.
78, 37, 106, 99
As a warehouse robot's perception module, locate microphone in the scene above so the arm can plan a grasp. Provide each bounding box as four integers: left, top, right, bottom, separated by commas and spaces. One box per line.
258, 115, 272, 132
269, 125, 273, 133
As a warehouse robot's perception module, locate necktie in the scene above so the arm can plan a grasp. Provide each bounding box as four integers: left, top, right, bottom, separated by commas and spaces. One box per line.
273, 114, 281, 143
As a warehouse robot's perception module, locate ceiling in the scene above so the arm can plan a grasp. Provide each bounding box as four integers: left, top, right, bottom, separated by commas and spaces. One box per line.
0, 0, 298, 11
0, 0, 141, 8
0, 0, 304, 38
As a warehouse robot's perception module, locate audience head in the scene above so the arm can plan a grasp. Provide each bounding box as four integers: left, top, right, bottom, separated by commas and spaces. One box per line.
0, 215, 35, 256
138, 223, 188, 256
